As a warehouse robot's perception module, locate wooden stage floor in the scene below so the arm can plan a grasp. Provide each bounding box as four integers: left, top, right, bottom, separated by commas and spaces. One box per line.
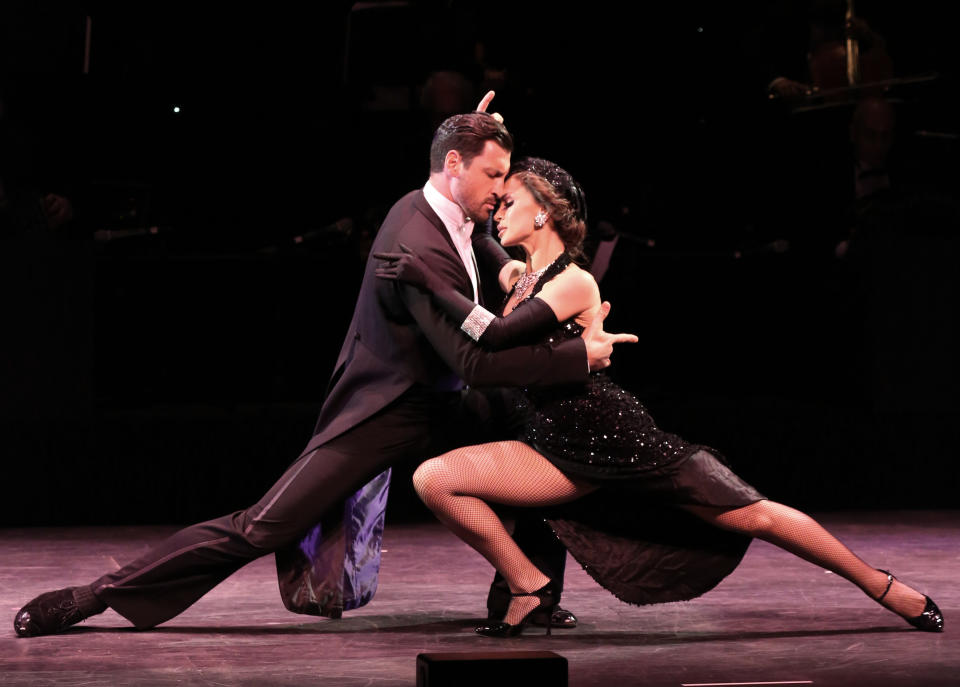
2, 511, 956, 686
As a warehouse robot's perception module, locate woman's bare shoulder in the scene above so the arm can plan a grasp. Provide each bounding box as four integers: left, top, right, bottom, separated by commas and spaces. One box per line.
537, 262, 601, 319
554, 262, 599, 299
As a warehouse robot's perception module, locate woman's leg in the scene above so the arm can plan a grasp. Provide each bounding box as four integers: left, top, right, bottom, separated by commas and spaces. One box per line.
684, 499, 928, 618
413, 441, 595, 625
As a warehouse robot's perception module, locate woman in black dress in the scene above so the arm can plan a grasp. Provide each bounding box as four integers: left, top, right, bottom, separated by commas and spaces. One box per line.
375, 157, 943, 637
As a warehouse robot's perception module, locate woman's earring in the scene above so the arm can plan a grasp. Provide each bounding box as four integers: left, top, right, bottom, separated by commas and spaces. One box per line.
534, 209, 548, 229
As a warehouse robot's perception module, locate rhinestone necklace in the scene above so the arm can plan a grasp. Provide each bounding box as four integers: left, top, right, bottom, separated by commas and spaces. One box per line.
512, 253, 566, 301
512, 265, 548, 302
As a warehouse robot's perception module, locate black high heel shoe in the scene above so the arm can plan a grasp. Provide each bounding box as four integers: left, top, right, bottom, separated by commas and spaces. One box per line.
875, 570, 944, 632
475, 582, 556, 638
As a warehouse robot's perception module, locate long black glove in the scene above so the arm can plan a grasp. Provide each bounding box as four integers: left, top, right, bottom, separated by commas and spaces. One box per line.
472, 214, 513, 277
374, 244, 558, 350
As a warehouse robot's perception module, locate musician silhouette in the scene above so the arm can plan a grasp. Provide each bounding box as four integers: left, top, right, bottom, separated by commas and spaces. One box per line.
764, 0, 891, 101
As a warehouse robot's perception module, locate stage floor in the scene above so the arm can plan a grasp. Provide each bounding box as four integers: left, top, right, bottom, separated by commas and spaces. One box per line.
2, 511, 956, 686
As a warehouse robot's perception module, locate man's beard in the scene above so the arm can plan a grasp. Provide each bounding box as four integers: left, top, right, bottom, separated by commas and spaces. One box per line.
472, 209, 491, 223
465, 203, 492, 223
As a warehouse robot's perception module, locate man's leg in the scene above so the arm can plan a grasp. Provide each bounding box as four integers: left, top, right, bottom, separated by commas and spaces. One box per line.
91, 440, 388, 629
15, 392, 438, 635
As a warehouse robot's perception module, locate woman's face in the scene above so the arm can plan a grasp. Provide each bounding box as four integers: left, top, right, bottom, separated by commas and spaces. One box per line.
494, 176, 540, 248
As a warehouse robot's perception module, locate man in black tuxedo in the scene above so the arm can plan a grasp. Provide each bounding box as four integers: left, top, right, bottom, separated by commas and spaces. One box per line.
15, 107, 625, 636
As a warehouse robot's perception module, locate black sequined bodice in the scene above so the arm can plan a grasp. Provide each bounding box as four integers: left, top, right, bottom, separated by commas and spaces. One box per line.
509, 254, 696, 478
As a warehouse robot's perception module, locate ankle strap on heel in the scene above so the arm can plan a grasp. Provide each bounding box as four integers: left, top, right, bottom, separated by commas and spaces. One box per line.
876, 570, 894, 602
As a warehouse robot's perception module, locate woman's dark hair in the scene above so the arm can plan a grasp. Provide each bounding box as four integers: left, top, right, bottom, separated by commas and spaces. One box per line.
429, 112, 513, 172
509, 157, 588, 257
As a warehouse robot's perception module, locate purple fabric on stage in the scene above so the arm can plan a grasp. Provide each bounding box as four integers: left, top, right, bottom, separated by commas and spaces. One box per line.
275, 469, 391, 617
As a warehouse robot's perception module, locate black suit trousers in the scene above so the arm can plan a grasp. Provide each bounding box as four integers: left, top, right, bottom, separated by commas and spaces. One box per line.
93, 388, 457, 629
91, 386, 567, 629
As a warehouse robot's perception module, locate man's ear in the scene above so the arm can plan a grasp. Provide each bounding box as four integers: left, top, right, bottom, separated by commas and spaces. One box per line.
444, 150, 463, 177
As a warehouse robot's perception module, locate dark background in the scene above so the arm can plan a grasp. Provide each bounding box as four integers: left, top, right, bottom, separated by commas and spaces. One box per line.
2, 1, 958, 526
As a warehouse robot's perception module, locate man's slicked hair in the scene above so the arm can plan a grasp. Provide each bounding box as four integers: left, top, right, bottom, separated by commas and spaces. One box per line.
429, 112, 513, 173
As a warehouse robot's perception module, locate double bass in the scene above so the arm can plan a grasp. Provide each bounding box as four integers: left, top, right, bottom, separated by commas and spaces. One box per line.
806, 0, 893, 101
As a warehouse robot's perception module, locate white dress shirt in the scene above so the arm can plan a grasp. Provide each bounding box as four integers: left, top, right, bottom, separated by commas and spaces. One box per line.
422, 180, 478, 303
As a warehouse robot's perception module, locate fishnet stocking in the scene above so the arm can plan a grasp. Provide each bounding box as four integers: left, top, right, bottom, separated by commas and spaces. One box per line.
685, 500, 928, 619
413, 441, 595, 625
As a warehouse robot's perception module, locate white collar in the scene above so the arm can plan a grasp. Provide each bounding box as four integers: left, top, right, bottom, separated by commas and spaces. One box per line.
422, 179, 478, 302
423, 179, 473, 235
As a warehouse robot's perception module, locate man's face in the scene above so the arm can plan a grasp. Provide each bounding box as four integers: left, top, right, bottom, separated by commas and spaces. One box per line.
449, 140, 511, 221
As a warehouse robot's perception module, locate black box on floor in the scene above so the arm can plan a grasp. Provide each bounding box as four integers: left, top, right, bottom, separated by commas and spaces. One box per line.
416, 651, 568, 687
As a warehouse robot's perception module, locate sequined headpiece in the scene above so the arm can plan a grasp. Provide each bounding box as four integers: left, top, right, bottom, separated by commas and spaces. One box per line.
510, 157, 587, 224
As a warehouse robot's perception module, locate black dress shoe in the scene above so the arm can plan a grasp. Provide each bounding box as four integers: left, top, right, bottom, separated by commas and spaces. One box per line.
531, 606, 578, 629
14, 588, 86, 637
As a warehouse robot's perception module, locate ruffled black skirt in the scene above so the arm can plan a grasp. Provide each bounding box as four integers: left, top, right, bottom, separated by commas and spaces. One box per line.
524, 375, 766, 606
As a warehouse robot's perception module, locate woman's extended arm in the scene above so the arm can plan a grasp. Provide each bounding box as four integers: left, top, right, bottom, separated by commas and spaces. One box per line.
374, 245, 595, 350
